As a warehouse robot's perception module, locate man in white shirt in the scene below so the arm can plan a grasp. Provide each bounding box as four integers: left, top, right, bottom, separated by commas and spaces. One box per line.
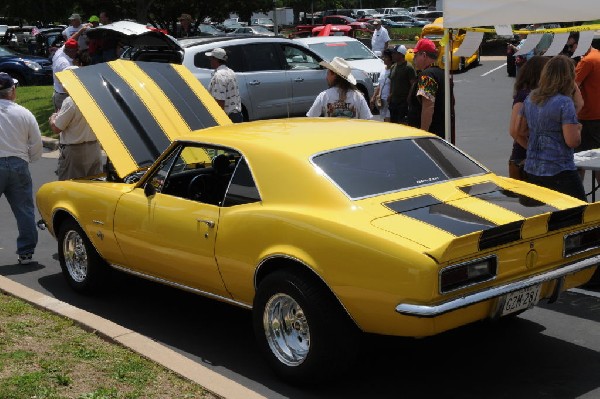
0, 73, 43, 264
52, 38, 78, 111
49, 67, 102, 180
206, 48, 243, 123
370, 20, 390, 54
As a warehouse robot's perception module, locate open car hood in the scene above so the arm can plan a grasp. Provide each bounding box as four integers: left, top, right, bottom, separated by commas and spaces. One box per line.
86, 21, 182, 52
56, 60, 231, 178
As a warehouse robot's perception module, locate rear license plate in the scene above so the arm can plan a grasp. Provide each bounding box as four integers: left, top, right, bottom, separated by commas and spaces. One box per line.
501, 285, 541, 316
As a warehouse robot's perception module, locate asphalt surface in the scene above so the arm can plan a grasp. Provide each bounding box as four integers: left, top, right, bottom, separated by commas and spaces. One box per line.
1, 58, 599, 398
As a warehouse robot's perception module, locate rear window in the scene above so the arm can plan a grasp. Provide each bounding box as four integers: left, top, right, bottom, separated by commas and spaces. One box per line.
312, 138, 486, 199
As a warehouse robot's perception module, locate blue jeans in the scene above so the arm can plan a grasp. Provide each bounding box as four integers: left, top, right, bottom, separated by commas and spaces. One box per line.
0, 157, 38, 255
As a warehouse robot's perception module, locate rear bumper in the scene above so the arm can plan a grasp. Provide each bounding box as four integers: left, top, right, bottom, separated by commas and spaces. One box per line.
395, 254, 600, 318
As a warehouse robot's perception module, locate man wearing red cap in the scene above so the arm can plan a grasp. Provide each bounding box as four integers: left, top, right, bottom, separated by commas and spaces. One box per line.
407, 38, 445, 138
52, 38, 78, 111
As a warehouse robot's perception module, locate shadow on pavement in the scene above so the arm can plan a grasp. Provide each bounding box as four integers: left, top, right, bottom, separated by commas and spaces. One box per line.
33, 269, 600, 399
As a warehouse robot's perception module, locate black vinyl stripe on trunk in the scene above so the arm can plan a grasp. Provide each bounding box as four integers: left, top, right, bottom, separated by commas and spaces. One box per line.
479, 220, 523, 250
459, 182, 557, 217
386, 195, 496, 236
135, 62, 220, 131
75, 63, 170, 168
548, 205, 586, 231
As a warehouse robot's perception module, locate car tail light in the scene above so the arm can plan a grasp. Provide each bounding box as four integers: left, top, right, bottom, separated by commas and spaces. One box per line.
440, 256, 497, 293
564, 226, 600, 257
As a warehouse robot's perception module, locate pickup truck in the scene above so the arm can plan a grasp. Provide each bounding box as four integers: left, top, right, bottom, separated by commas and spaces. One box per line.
293, 15, 372, 38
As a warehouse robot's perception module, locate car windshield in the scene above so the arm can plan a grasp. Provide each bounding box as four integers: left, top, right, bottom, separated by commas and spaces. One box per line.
0, 45, 19, 56
253, 26, 271, 34
198, 24, 221, 34
312, 138, 486, 199
307, 40, 377, 61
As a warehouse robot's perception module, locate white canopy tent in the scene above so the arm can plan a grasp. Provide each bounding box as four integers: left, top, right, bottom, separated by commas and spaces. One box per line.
443, 0, 600, 28
438, 0, 600, 142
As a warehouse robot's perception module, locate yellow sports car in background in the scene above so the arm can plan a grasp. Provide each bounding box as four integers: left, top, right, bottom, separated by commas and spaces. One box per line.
406, 17, 481, 71
36, 60, 600, 384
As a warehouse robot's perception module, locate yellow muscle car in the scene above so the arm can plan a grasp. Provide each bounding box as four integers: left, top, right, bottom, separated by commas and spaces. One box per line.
406, 17, 481, 72
36, 60, 600, 384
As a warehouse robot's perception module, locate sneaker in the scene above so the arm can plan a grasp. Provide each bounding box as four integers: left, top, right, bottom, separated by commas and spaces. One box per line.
17, 253, 33, 265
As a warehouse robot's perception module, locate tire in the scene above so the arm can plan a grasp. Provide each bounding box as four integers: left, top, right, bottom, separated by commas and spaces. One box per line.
58, 219, 109, 293
253, 269, 359, 384
458, 57, 466, 72
584, 266, 600, 287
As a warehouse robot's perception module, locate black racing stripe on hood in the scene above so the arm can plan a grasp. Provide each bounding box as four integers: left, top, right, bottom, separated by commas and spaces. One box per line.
135, 62, 220, 131
386, 195, 497, 236
479, 220, 523, 250
75, 63, 170, 167
459, 182, 557, 217
548, 205, 586, 231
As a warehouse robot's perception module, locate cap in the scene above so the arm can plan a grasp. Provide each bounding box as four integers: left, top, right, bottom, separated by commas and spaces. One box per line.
178, 13, 192, 21
65, 38, 79, 49
372, 19, 381, 25
88, 15, 100, 23
68, 13, 81, 20
413, 38, 437, 54
319, 56, 357, 86
394, 44, 407, 55
0, 72, 18, 90
205, 47, 228, 61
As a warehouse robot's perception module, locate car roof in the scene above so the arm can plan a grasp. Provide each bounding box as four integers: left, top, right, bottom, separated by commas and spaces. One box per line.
179, 118, 429, 160
294, 36, 357, 44
178, 35, 292, 49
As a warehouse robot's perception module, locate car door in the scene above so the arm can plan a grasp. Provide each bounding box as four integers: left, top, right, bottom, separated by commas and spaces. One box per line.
113, 144, 230, 297
236, 42, 291, 119
279, 43, 327, 115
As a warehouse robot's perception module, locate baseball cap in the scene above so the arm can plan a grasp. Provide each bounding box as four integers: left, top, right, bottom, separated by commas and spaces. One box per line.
68, 13, 81, 20
205, 47, 228, 61
394, 44, 407, 55
65, 38, 79, 49
413, 38, 437, 54
0, 72, 18, 90
88, 15, 100, 23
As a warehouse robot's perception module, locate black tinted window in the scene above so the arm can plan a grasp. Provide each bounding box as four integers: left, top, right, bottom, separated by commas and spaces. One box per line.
242, 43, 283, 71
312, 138, 486, 199
223, 157, 261, 206
193, 45, 246, 72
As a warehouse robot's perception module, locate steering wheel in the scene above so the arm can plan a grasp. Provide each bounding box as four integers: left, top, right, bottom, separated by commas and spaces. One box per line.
187, 174, 207, 201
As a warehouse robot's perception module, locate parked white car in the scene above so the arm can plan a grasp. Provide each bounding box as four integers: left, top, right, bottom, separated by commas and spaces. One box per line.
294, 36, 385, 88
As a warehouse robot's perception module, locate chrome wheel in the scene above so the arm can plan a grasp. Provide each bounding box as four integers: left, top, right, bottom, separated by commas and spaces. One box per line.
263, 293, 310, 366
62, 230, 88, 283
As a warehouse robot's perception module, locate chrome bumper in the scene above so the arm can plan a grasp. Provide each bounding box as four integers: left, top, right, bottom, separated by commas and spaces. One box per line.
395, 254, 600, 318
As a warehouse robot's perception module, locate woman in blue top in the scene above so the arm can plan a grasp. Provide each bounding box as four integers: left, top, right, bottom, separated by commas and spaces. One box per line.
515, 55, 586, 201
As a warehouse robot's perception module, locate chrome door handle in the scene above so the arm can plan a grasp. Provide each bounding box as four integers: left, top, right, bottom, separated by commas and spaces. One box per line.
249, 80, 261, 86
197, 219, 215, 228
294, 78, 304, 82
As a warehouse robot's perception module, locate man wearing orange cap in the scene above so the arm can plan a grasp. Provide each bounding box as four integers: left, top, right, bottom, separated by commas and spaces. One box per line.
52, 38, 78, 111
407, 38, 445, 138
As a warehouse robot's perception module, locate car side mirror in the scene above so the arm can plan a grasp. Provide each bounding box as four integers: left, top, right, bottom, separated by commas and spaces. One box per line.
144, 182, 156, 197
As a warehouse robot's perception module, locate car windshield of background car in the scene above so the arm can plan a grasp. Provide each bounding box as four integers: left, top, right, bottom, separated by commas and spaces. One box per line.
312, 138, 486, 199
0, 45, 20, 56
308, 41, 377, 61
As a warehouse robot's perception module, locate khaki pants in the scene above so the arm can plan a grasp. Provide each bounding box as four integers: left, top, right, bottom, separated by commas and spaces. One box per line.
57, 141, 103, 181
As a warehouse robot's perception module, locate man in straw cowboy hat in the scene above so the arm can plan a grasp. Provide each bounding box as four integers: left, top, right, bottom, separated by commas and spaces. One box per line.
307, 56, 372, 119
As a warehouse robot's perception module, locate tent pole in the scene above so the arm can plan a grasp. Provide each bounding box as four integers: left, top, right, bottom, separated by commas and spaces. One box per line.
445, 29, 452, 143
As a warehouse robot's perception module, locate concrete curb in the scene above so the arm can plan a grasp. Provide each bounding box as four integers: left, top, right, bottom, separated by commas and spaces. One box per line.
0, 275, 267, 399
42, 136, 59, 151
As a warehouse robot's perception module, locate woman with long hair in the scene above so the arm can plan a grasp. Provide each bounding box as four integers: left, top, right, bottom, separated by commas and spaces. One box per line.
306, 57, 372, 119
508, 56, 549, 179
514, 55, 586, 200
